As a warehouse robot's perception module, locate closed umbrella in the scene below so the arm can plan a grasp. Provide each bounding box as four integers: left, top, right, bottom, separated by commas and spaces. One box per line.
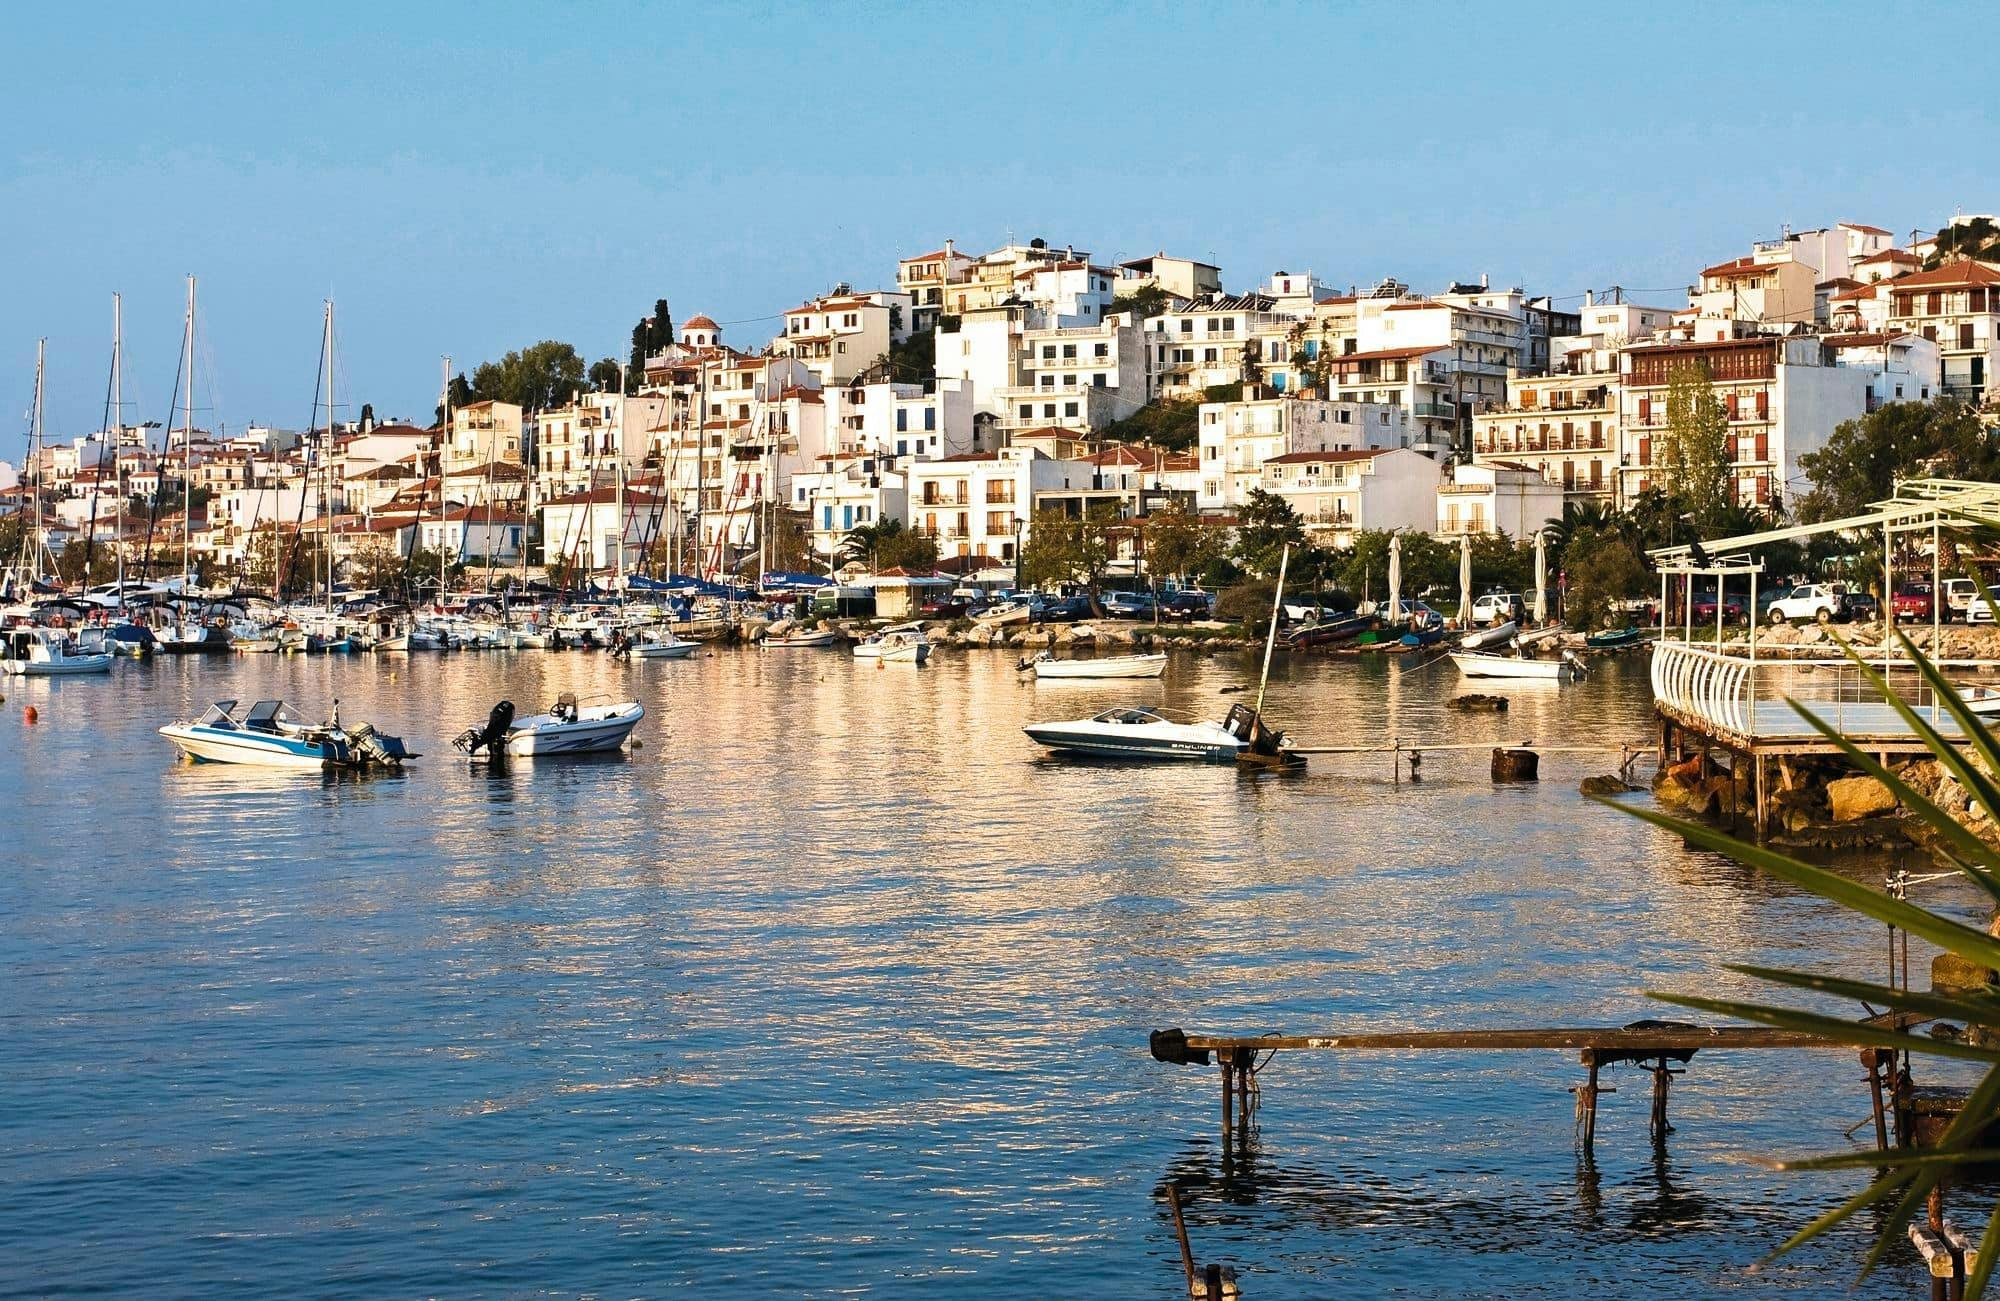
1458, 532, 1472, 625
1386, 533, 1402, 625
1533, 530, 1548, 625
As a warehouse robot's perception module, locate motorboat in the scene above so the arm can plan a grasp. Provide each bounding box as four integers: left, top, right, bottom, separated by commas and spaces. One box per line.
622, 628, 697, 660
853, 623, 931, 664
975, 601, 1032, 627
1024, 703, 1284, 763
1022, 650, 1166, 680
1584, 626, 1645, 649
1450, 649, 1585, 680
1459, 620, 1517, 650
159, 698, 413, 769
105, 622, 156, 657
764, 628, 838, 648
1285, 612, 1372, 649
154, 620, 233, 654
2, 626, 114, 676
453, 695, 644, 757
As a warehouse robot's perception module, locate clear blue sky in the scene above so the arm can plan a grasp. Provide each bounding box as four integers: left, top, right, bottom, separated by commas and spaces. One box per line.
3, 0, 1992, 447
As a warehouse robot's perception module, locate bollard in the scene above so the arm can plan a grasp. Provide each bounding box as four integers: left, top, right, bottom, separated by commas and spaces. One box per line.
1491, 747, 1538, 782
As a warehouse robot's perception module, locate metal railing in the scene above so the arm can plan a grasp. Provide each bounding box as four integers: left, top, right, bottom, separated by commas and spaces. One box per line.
1650, 639, 1960, 740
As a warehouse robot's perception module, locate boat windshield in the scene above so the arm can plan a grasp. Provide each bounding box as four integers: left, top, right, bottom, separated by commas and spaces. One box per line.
1093, 708, 1167, 726
242, 700, 301, 732
196, 700, 240, 726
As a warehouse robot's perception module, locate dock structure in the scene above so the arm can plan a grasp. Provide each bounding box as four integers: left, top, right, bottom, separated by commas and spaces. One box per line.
1646, 480, 2000, 832
1150, 1013, 1931, 1155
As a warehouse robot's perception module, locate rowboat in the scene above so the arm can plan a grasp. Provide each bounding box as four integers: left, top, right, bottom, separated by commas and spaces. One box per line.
1584, 626, 1645, 649
1450, 649, 1584, 680
1459, 620, 1517, 650
1958, 685, 2000, 717
1023, 651, 1166, 680
764, 628, 837, 648
1285, 612, 1372, 648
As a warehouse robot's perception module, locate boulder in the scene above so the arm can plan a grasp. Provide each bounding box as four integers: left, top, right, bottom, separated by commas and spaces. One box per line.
1828, 775, 1898, 822
1580, 775, 1634, 796
1933, 951, 1996, 994
1448, 694, 1510, 713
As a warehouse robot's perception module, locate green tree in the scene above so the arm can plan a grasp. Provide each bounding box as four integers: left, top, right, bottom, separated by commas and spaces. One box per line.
1099, 397, 1202, 452
761, 509, 815, 573
469, 342, 586, 412
435, 372, 473, 426
1139, 500, 1219, 584
55, 540, 118, 586
838, 518, 937, 573
1018, 506, 1116, 601
347, 537, 408, 592
1561, 526, 1647, 629
627, 299, 676, 385
1106, 284, 1172, 321
588, 357, 623, 392
1232, 487, 1306, 579
1335, 529, 1454, 598
1658, 361, 1733, 530
1797, 399, 2000, 523
1925, 220, 2000, 267
243, 529, 329, 596
403, 544, 466, 595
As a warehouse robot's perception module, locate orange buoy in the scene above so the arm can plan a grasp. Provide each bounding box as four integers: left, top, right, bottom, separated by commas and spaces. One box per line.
23, 705, 39, 724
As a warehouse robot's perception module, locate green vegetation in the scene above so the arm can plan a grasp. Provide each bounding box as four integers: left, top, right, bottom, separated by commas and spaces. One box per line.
1658, 361, 1733, 531
1926, 217, 2000, 268
468, 341, 587, 411
867, 328, 937, 388
1798, 399, 2000, 524
838, 517, 937, 573
1099, 384, 1242, 453
1106, 284, 1173, 321
1018, 506, 1117, 600
1599, 620, 2000, 1294
1139, 500, 1224, 585
626, 299, 676, 387
588, 357, 623, 392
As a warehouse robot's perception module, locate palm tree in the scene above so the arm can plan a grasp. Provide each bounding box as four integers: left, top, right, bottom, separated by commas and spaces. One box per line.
837, 518, 904, 571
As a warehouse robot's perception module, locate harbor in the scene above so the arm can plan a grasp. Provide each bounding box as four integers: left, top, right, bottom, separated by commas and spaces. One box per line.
1, 643, 1986, 1296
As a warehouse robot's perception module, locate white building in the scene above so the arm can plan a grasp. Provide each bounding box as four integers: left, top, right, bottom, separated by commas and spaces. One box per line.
997, 317, 1152, 434
1437, 462, 1564, 539
1259, 448, 1443, 547
772, 288, 913, 388
1115, 253, 1222, 301
1196, 391, 1412, 510
904, 446, 1099, 566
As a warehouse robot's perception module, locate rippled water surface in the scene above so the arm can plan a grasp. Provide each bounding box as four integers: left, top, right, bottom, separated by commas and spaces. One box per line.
0, 645, 1984, 1296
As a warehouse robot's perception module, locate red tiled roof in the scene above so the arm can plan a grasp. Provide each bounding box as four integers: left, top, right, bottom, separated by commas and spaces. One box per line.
1823, 332, 1894, 348
1858, 248, 1919, 266
538, 486, 666, 508
1265, 448, 1392, 464
1841, 222, 1894, 236
1885, 259, 2000, 290
1326, 344, 1451, 364
683, 314, 718, 330
1700, 256, 1767, 280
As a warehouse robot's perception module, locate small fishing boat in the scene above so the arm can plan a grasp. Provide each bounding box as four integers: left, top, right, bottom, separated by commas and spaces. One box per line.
159, 698, 413, 769
1517, 623, 1568, 648
1957, 685, 2000, 717
763, 628, 837, 648
623, 629, 697, 660
1022, 650, 1166, 680
976, 601, 1032, 627
1450, 649, 1585, 680
1584, 625, 1645, 649
1459, 620, 1517, 650
2, 627, 114, 675
1399, 627, 1446, 649
1024, 705, 1257, 762
853, 623, 931, 663
453, 695, 644, 757
1285, 612, 1372, 649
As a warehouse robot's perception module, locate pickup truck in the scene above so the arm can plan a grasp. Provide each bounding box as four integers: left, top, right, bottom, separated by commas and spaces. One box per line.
1765, 584, 1844, 624
1891, 583, 1935, 622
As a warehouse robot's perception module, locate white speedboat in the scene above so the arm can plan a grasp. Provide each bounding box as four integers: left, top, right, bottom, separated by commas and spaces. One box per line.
1459, 620, 1517, 651
1024, 705, 1254, 762
976, 601, 1032, 627
1450, 649, 1584, 680
764, 628, 838, 648
2, 626, 113, 675
624, 629, 697, 660
853, 623, 931, 664
456, 695, 644, 757
159, 698, 413, 769
1024, 651, 1167, 680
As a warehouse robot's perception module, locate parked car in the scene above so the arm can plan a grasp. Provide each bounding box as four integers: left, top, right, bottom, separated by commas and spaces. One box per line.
1691, 588, 1746, 624
1840, 589, 1880, 623
1891, 583, 1935, 622
1033, 594, 1092, 623
1470, 591, 1523, 624
1943, 577, 1979, 621
1099, 591, 1157, 619
1765, 583, 1844, 624
1158, 589, 1214, 621
919, 595, 972, 619
1969, 593, 1998, 625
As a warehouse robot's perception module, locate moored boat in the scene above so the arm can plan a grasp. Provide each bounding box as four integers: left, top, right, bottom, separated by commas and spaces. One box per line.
854, 623, 931, 663
763, 628, 837, 648
1584, 625, 1645, 649
1023, 651, 1166, 680
1450, 649, 1584, 680
2, 627, 114, 676
453, 695, 645, 757
1459, 620, 1517, 650
1024, 702, 1285, 763
159, 698, 413, 769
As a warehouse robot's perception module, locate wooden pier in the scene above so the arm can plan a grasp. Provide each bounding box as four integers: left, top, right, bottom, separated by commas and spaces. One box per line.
1150, 1013, 1931, 1154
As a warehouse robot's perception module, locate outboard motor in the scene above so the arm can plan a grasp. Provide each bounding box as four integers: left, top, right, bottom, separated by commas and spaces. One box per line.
452, 700, 516, 755
346, 722, 405, 769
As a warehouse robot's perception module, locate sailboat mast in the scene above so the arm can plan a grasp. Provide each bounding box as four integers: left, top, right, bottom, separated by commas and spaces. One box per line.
29, 340, 46, 580
322, 300, 335, 607
180, 275, 196, 593
438, 356, 450, 605
112, 294, 125, 593
614, 363, 625, 589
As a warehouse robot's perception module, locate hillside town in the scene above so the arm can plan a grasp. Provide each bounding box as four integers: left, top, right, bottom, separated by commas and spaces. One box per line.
7, 213, 1998, 596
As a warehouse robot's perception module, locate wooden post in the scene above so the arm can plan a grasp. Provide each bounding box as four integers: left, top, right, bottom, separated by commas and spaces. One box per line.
1863, 1049, 1890, 1152
1754, 753, 1768, 837
1219, 1060, 1234, 1149
1204, 1262, 1224, 1301
1649, 1056, 1674, 1144
1576, 1051, 1603, 1152
1165, 1185, 1197, 1292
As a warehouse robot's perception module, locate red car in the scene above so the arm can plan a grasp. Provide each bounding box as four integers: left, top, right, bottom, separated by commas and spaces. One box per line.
1892, 583, 1935, 622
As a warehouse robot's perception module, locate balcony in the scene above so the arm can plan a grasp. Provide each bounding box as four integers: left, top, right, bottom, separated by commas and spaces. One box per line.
1412, 402, 1458, 420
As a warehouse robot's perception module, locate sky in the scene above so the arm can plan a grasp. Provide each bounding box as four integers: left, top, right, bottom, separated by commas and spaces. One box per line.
3, 0, 1995, 449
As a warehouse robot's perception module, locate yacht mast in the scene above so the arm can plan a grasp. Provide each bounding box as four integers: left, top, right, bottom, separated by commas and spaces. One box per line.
179, 275, 195, 594
437, 356, 450, 606
321, 300, 335, 608
112, 295, 125, 594
28, 340, 47, 582
614, 363, 626, 589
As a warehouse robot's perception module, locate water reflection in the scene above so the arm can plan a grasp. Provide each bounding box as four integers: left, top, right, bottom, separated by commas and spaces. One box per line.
0, 647, 1971, 1296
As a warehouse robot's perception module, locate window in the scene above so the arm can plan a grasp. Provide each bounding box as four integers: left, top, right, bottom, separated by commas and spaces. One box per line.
1064, 402, 1079, 417
1062, 344, 1076, 359
1018, 405, 1032, 420
896, 410, 908, 432
1093, 374, 1107, 388
1043, 404, 1056, 418
924, 409, 935, 430
1094, 343, 1108, 358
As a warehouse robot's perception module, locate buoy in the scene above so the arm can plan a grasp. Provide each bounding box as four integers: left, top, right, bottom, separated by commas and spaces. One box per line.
23, 705, 39, 724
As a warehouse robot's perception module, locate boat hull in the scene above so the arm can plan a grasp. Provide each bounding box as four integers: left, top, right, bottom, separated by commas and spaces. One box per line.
1031, 654, 1166, 680
630, 642, 696, 659
504, 704, 644, 756
1023, 724, 1241, 762
1450, 651, 1578, 679
7, 655, 114, 676
158, 723, 338, 768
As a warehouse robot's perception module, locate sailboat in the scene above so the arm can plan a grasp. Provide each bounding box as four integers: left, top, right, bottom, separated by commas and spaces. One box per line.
154, 277, 230, 654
